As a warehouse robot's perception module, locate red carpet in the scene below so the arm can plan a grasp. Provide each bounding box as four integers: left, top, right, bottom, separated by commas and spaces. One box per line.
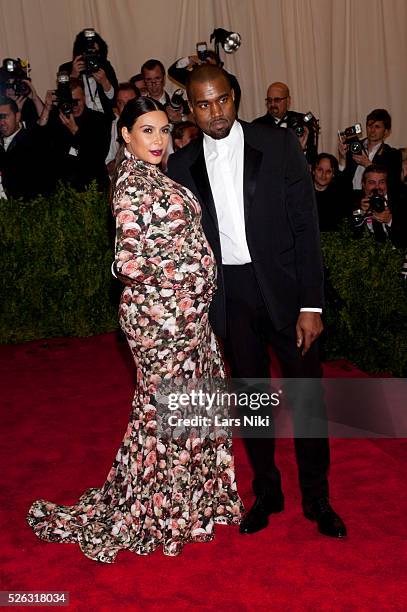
1, 333, 406, 611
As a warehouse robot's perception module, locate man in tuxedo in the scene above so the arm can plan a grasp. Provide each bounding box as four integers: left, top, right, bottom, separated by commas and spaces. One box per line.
167, 65, 346, 538
253, 80, 317, 164
354, 164, 407, 248
338, 109, 401, 197
0, 96, 52, 199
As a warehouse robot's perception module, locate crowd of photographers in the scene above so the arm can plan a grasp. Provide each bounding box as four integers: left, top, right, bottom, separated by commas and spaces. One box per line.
0, 28, 406, 259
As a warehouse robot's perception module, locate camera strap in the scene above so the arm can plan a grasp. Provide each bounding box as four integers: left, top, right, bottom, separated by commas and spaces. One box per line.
84, 73, 95, 104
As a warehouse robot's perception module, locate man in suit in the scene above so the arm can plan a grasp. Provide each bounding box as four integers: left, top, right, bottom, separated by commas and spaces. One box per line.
253, 81, 317, 165
338, 109, 401, 198
59, 29, 118, 122
0, 96, 52, 199
354, 164, 407, 248
38, 79, 110, 192
167, 65, 346, 538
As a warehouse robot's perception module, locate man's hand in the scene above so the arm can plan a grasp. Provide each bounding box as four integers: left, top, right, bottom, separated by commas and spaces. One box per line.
296, 312, 323, 356
93, 68, 111, 91
166, 105, 183, 124
71, 55, 85, 78
59, 110, 78, 135
352, 151, 370, 167
360, 195, 371, 213
373, 207, 392, 224
337, 138, 348, 164
298, 125, 309, 152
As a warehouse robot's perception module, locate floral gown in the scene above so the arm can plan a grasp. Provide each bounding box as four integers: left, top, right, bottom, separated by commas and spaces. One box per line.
27, 154, 244, 563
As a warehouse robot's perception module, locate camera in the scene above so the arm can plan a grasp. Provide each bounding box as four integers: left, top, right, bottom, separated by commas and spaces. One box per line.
196, 42, 208, 62
81, 29, 102, 75
55, 71, 77, 116
168, 88, 189, 115
287, 112, 317, 138
0, 58, 31, 97
352, 208, 366, 227
338, 123, 364, 155
368, 189, 386, 213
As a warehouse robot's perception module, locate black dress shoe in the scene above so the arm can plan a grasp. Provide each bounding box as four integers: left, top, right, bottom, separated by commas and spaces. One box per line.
303, 498, 347, 538
239, 492, 284, 534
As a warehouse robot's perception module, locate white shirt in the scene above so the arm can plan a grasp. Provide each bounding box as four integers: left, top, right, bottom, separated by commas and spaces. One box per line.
2, 127, 21, 151
203, 120, 321, 313
203, 121, 251, 265
83, 75, 114, 113
352, 140, 381, 190
106, 116, 119, 166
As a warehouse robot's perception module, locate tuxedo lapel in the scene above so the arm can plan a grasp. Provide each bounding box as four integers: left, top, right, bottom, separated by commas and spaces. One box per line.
242, 125, 263, 225
190, 145, 219, 230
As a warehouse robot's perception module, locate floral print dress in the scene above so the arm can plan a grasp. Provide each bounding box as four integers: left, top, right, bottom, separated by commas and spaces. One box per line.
27, 153, 244, 563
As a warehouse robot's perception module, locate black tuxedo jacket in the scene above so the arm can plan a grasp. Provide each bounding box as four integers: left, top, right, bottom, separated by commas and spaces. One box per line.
167, 120, 324, 338
44, 107, 110, 191
0, 126, 54, 200
342, 142, 402, 191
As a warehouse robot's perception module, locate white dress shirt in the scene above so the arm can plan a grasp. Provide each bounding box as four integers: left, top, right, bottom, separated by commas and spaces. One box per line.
203, 121, 251, 264
84, 75, 114, 113
352, 140, 381, 190
203, 120, 321, 313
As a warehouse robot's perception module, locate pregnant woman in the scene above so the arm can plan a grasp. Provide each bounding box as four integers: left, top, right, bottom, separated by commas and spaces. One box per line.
27, 97, 243, 563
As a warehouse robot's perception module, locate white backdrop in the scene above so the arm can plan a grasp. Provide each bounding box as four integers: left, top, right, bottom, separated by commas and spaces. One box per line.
1, 0, 406, 153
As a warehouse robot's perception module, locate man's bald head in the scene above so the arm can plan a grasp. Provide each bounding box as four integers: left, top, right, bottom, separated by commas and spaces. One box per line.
266, 81, 291, 119
186, 64, 233, 102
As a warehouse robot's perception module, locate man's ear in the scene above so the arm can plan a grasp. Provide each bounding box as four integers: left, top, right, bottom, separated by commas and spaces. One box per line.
231, 88, 235, 102
383, 128, 390, 140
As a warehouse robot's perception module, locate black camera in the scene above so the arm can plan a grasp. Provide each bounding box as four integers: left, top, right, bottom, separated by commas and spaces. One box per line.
168, 88, 189, 115
348, 139, 363, 155
369, 189, 386, 213
196, 42, 208, 62
0, 58, 31, 97
82, 29, 102, 75
287, 112, 316, 138
55, 72, 77, 116
338, 123, 364, 155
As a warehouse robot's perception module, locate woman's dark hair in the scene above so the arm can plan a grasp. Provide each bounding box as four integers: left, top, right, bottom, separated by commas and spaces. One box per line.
72, 29, 108, 60
312, 152, 339, 177
110, 97, 167, 208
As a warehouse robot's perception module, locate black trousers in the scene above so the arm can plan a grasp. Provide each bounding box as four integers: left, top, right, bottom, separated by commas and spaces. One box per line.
222, 263, 330, 504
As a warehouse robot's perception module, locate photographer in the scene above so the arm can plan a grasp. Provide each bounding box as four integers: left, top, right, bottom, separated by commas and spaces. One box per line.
253, 81, 318, 165
38, 78, 110, 191
59, 29, 118, 121
0, 96, 52, 200
312, 153, 353, 231
338, 109, 401, 198
352, 164, 407, 248
0, 59, 44, 127
168, 50, 241, 113
105, 82, 139, 177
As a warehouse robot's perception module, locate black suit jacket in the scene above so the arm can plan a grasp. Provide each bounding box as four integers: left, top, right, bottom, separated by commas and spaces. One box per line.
341, 141, 402, 192
44, 107, 110, 191
167, 120, 324, 337
0, 126, 54, 200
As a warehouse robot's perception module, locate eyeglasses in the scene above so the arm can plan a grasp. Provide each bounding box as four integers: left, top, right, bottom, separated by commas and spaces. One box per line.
144, 77, 163, 84
265, 97, 288, 104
